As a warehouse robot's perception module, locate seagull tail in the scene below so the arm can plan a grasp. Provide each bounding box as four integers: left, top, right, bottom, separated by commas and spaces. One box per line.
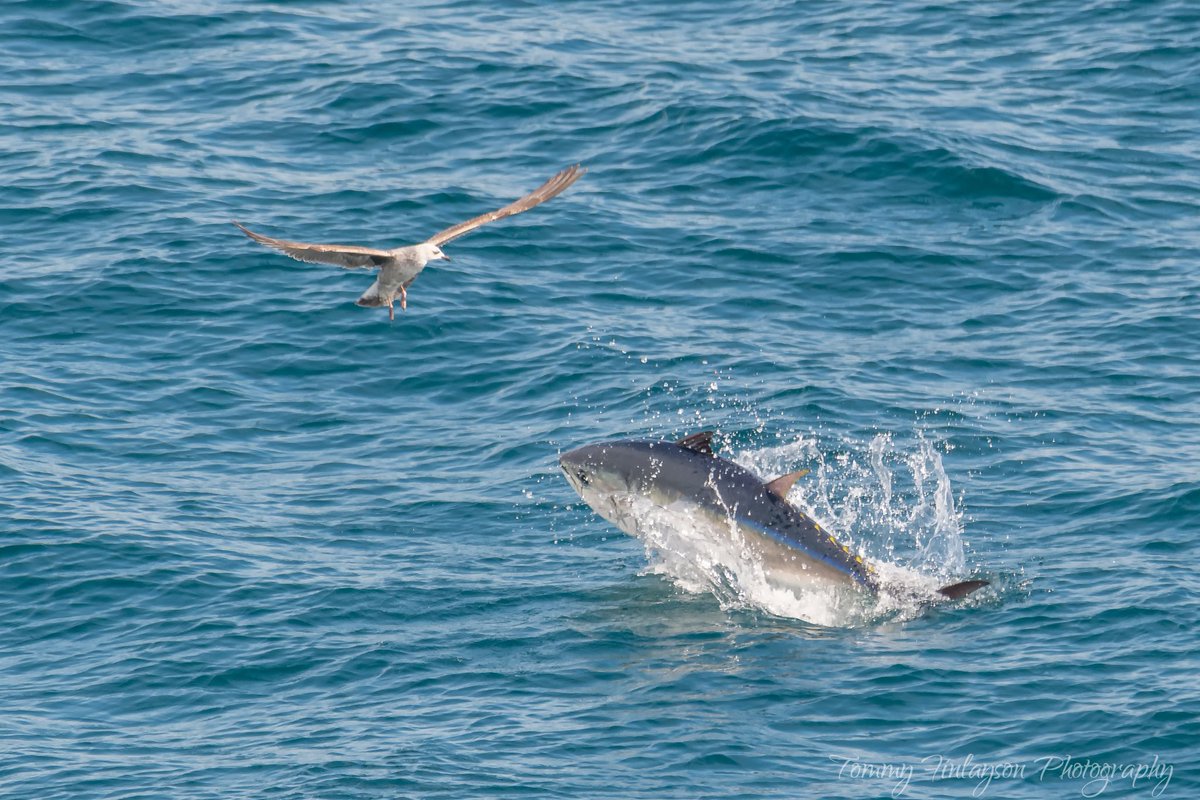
355, 282, 384, 307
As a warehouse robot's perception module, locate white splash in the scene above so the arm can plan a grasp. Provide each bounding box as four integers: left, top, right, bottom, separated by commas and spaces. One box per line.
633, 431, 972, 627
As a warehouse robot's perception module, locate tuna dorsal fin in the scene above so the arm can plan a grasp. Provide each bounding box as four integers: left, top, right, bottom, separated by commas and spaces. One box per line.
675, 431, 715, 456
764, 468, 810, 499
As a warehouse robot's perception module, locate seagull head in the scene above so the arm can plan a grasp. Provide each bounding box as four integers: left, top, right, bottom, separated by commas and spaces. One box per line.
418, 242, 451, 264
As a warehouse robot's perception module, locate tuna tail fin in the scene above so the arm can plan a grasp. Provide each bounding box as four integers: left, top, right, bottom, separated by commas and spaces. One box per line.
937, 579, 989, 600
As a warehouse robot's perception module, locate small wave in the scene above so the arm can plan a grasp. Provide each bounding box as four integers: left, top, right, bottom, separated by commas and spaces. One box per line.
845, 139, 1059, 202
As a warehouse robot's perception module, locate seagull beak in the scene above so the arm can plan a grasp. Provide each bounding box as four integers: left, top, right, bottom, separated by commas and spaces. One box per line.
442, 253, 452, 262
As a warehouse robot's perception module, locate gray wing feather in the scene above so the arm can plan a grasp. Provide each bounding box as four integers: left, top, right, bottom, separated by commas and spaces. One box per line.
424, 164, 586, 247
234, 222, 392, 269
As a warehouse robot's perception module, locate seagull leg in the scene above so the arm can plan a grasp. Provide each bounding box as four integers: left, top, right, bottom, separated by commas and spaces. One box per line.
388, 304, 395, 322
400, 286, 408, 311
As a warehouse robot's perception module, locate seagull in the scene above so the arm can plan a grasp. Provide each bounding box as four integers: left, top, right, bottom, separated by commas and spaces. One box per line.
234, 164, 586, 320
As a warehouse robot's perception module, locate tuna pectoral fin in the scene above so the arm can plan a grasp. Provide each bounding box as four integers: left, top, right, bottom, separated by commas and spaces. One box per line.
937, 579, 989, 600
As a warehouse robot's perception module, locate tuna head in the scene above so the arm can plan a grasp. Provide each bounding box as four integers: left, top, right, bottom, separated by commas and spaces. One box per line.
560, 441, 655, 497
558, 440, 674, 531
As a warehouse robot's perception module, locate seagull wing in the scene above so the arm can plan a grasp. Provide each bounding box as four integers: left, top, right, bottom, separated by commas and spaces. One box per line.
234, 222, 391, 269
424, 164, 586, 247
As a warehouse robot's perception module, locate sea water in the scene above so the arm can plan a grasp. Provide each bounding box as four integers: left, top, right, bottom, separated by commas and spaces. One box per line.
2, 1, 1198, 797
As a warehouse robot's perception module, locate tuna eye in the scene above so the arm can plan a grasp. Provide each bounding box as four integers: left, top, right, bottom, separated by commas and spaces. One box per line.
575, 469, 591, 487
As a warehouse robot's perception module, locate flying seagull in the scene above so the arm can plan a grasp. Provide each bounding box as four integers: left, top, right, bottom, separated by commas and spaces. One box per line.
234, 164, 586, 320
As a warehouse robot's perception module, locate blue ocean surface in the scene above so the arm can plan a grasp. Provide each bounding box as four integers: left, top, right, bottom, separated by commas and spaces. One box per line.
2, 0, 1198, 797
